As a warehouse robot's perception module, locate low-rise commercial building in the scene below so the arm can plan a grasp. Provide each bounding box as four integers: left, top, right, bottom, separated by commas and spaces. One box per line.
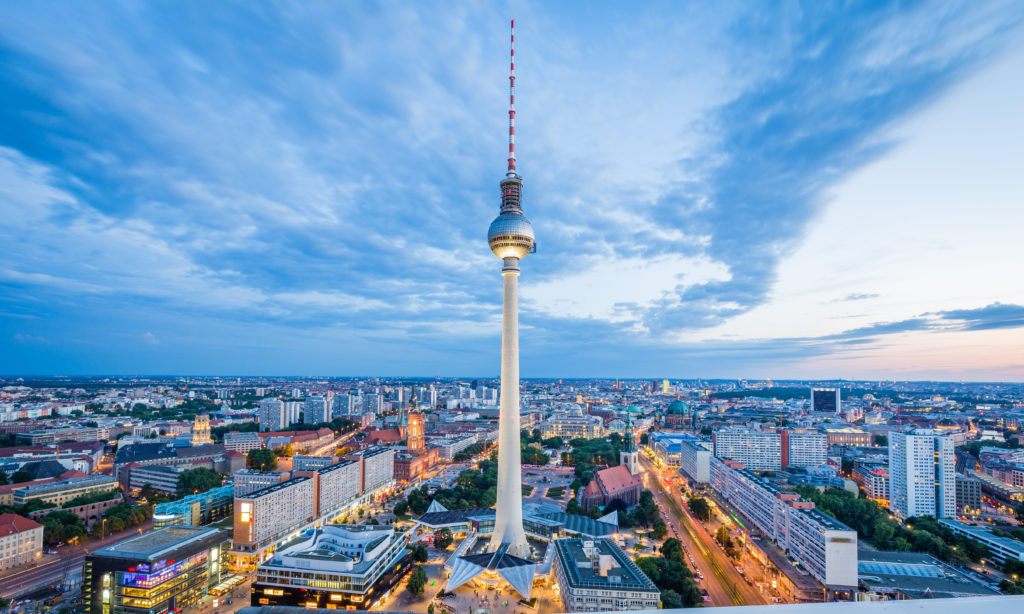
83, 526, 229, 613
251, 524, 411, 610
939, 519, 1024, 565
13, 474, 119, 506
224, 431, 262, 453
552, 538, 660, 612
153, 484, 234, 528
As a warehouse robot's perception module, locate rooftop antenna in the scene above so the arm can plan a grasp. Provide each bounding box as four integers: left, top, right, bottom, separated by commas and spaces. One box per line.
507, 18, 516, 176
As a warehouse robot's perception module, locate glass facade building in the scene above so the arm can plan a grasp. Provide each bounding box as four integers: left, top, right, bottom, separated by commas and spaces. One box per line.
83, 526, 229, 613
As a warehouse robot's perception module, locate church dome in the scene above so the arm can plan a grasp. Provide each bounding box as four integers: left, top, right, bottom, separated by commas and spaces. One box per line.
667, 400, 689, 414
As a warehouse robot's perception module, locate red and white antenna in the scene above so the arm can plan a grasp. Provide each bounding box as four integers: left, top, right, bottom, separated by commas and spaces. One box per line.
507, 18, 516, 175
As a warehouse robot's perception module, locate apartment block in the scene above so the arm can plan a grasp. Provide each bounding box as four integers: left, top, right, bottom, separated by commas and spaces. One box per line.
710, 456, 858, 589
888, 429, 955, 520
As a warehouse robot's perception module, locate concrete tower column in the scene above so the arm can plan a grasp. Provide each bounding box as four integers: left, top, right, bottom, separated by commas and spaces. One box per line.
489, 256, 529, 556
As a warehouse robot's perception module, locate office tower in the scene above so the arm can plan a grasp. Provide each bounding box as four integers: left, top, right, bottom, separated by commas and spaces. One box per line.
258, 398, 285, 431
811, 387, 841, 413
484, 18, 535, 558
303, 395, 330, 425
888, 429, 955, 520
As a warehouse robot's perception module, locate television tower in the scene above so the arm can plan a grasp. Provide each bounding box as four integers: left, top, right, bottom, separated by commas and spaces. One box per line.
487, 18, 534, 557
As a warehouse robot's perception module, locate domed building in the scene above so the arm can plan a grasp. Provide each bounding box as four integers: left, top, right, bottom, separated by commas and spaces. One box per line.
664, 399, 691, 428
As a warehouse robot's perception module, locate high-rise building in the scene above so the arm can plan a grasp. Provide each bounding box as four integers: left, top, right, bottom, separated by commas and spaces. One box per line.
782, 429, 828, 468
712, 428, 783, 471
303, 396, 330, 425
363, 393, 383, 415
258, 398, 285, 432
888, 429, 955, 520
811, 388, 841, 413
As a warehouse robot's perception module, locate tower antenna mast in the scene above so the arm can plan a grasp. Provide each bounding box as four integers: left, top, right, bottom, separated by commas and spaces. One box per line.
508, 19, 516, 175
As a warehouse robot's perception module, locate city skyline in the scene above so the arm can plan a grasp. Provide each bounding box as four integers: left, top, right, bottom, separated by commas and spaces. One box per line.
3, 2, 1024, 380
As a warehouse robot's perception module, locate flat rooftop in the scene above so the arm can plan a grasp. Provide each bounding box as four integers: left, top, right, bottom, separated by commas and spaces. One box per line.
92, 526, 225, 561
555, 538, 658, 592
858, 550, 999, 599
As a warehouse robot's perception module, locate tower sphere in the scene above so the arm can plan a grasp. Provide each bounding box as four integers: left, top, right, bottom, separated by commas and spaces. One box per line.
488, 212, 534, 259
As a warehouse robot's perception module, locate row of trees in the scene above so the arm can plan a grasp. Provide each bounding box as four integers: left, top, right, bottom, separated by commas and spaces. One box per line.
635, 538, 703, 608
796, 486, 989, 566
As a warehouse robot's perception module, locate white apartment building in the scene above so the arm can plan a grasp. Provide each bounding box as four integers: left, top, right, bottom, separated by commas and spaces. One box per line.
234, 478, 316, 554
784, 430, 828, 469
678, 439, 712, 484
713, 428, 783, 471
315, 460, 361, 517
888, 429, 955, 520
258, 398, 285, 432
303, 396, 330, 425
0, 514, 43, 571
709, 457, 858, 589
344, 446, 395, 494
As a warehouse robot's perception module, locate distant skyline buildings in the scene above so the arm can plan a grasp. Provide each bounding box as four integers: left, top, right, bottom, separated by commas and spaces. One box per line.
2, 5, 1024, 380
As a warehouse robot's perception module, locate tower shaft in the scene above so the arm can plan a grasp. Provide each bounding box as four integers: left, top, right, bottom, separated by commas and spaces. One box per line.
489, 261, 529, 556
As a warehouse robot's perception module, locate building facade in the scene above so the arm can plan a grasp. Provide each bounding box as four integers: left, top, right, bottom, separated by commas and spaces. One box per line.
153, 484, 234, 528
83, 526, 229, 614
258, 398, 285, 431
712, 429, 782, 471
888, 429, 955, 520
782, 430, 828, 469
0, 514, 43, 571
710, 457, 858, 590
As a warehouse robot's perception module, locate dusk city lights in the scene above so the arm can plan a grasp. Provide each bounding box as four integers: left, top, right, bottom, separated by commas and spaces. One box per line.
1, 3, 1023, 614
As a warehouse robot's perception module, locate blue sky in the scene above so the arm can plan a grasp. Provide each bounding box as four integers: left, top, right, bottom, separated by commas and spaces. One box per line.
2, 1, 1023, 379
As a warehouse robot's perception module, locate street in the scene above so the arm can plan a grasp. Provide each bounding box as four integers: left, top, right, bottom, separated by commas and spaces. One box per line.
639, 453, 768, 607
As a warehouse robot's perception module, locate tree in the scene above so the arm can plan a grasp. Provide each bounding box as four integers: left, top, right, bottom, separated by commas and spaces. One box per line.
176, 467, 224, 497
278, 444, 295, 458
428, 603, 435, 614
1016, 502, 1024, 524
11, 470, 32, 484
0, 469, 7, 486
660, 589, 682, 609
651, 517, 668, 540
639, 433, 649, 445
566, 498, 584, 515
247, 448, 278, 471
394, 500, 410, 517
874, 434, 888, 447
687, 497, 711, 522
433, 528, 454, 550
407, 566, 428, 596
412, 544, 429, 563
